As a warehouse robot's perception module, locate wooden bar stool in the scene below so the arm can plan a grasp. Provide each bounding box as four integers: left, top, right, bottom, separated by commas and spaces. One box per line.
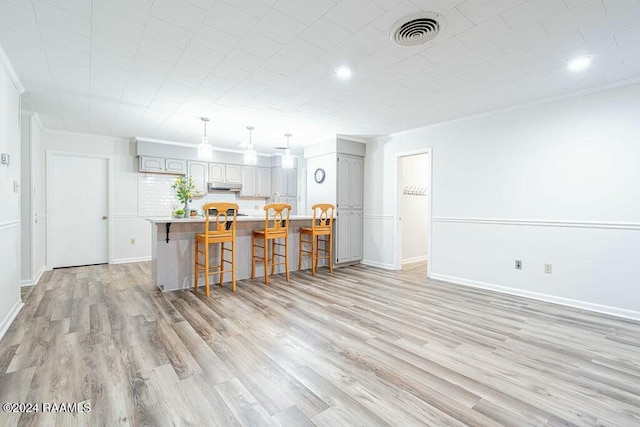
194, 202, 239, 296
251, 203, 291, 286
299, 204, 335, 275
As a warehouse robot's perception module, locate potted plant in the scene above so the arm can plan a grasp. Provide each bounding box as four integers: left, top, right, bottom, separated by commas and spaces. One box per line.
171, 176, 195, 213
174, 209, 185, 218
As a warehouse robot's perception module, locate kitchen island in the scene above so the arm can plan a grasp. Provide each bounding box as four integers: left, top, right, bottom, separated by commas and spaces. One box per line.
147, 215, 323, 291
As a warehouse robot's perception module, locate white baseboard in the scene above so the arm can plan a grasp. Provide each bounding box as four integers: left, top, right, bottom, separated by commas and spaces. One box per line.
111, 256, 152, 265
20, 266, 46, 287
430, 273, 640, 322
361, 259, 396, 270
0, 300, 23, 341
34, 266, 45, 285
402, 256, 428, 264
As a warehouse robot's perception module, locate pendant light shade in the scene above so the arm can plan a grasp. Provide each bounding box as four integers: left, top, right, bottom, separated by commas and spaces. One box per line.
243, 126, 257, 165
282, 133, 294, 169
197, 117, 212, 160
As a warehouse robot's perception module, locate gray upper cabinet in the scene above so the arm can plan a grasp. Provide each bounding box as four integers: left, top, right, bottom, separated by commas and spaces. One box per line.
257, 167, 271, 197
165, 158, 187, 174
139, 156, 186, 175
337, 155, 363, 209
187, 161, 207, 197
271, 167, 297, 197
240, 166, 271, 197
240, 167, 257, 197
208, 163, 225, 182
209, 163, 241, 184
225, 164, 241, 183
139, 156, 164, 172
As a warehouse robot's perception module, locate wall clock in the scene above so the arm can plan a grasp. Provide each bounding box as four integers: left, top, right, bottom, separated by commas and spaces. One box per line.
314, 168, 326, 183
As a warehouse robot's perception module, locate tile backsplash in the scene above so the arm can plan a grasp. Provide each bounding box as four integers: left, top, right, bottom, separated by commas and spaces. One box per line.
138, 173, 266, 217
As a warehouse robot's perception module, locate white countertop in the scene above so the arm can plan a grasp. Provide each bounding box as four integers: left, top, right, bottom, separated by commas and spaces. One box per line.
147, 215, 314, 224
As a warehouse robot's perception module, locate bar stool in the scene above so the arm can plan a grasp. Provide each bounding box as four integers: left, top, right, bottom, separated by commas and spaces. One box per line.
251, 203, 291, 286
194, 202, 239, 296
299, 204, 335, 275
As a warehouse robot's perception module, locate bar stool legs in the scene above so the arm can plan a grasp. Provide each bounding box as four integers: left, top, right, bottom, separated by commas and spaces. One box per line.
251, 234, 290, 286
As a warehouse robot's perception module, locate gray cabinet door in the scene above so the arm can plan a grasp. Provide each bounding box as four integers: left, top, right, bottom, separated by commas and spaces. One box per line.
225, 164, 241, 183
187, 161, 207, 197
257, 167, 271, 197
336, 211, 350, 264
349, 158, 363, 209
139, 156, 164, 172
337, 157, 350, 208
209, 163, 225, 182
286, 168, 297, 196
349, 211, 363, 261
241, 166, 257, 196
165, 158, 186, 174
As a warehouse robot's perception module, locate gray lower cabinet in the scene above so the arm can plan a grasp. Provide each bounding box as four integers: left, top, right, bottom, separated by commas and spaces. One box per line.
335, 209, 363, 264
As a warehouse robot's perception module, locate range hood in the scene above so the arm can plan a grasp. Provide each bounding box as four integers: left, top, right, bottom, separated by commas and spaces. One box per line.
207, 182, 242, 192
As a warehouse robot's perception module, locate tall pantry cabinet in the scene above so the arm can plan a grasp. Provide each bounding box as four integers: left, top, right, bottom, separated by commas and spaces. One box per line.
336, 154, 364, 264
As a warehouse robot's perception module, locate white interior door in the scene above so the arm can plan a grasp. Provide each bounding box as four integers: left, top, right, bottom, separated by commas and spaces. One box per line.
50, 154, 109, 268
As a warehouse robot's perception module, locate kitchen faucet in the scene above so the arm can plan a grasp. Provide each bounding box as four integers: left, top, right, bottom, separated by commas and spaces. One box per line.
272, 192, 281, 203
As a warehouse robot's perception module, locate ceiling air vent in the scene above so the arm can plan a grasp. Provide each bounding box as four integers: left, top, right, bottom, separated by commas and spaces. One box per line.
389, 12, 443, 47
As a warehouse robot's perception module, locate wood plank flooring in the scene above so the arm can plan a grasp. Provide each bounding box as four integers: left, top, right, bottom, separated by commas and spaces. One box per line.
2, 263, 640, 426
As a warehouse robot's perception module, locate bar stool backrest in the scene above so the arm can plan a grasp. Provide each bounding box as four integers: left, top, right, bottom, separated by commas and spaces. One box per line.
263, 203, 291, 237
311, 204, 335, 231
203, 202, 239, 236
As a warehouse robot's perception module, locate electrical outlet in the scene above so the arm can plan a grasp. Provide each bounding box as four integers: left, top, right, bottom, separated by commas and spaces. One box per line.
254, 205, 259, 210
544, 263, 552, 274
515, 260, 522, 270
130, 238, 135, 245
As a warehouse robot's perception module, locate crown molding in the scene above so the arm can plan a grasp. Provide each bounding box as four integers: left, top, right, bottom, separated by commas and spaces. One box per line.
0, 42, 25, 94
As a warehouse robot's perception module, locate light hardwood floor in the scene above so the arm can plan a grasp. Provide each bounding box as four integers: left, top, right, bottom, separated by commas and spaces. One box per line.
2, 263, 640, 426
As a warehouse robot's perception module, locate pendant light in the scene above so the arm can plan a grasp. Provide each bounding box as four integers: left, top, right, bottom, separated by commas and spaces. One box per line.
243, 126, 257, 165
197, 117, 212, 160
282, 133, 294, 169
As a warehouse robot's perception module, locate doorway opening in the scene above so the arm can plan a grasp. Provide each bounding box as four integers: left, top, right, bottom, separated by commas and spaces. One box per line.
396, 149, 432, 276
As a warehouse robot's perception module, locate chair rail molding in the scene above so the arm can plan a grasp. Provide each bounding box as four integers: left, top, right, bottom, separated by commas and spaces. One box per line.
0, 219, 21, 231
432, 217, 640, 231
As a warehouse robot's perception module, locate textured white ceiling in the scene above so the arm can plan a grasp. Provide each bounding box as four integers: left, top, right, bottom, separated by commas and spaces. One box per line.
1, 0, 639, 152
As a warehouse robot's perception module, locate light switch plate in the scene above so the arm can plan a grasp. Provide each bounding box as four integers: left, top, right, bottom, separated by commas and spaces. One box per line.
13, 180, 20, 193
1, 153, 9, 165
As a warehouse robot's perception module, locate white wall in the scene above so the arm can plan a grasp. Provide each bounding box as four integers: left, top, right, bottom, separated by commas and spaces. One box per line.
399, 153, 429, 263
0, 51, 23, 339
306, 153, 337, 209
364, 82, 640, 318
43, 129, 151, 264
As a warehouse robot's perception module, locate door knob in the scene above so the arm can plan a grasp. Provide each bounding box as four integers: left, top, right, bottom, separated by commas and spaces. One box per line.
102, 216, 108, 220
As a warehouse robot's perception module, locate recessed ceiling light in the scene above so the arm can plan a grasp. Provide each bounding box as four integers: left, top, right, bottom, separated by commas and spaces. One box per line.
335, 66, 353, 79
567, 55, 592, 72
